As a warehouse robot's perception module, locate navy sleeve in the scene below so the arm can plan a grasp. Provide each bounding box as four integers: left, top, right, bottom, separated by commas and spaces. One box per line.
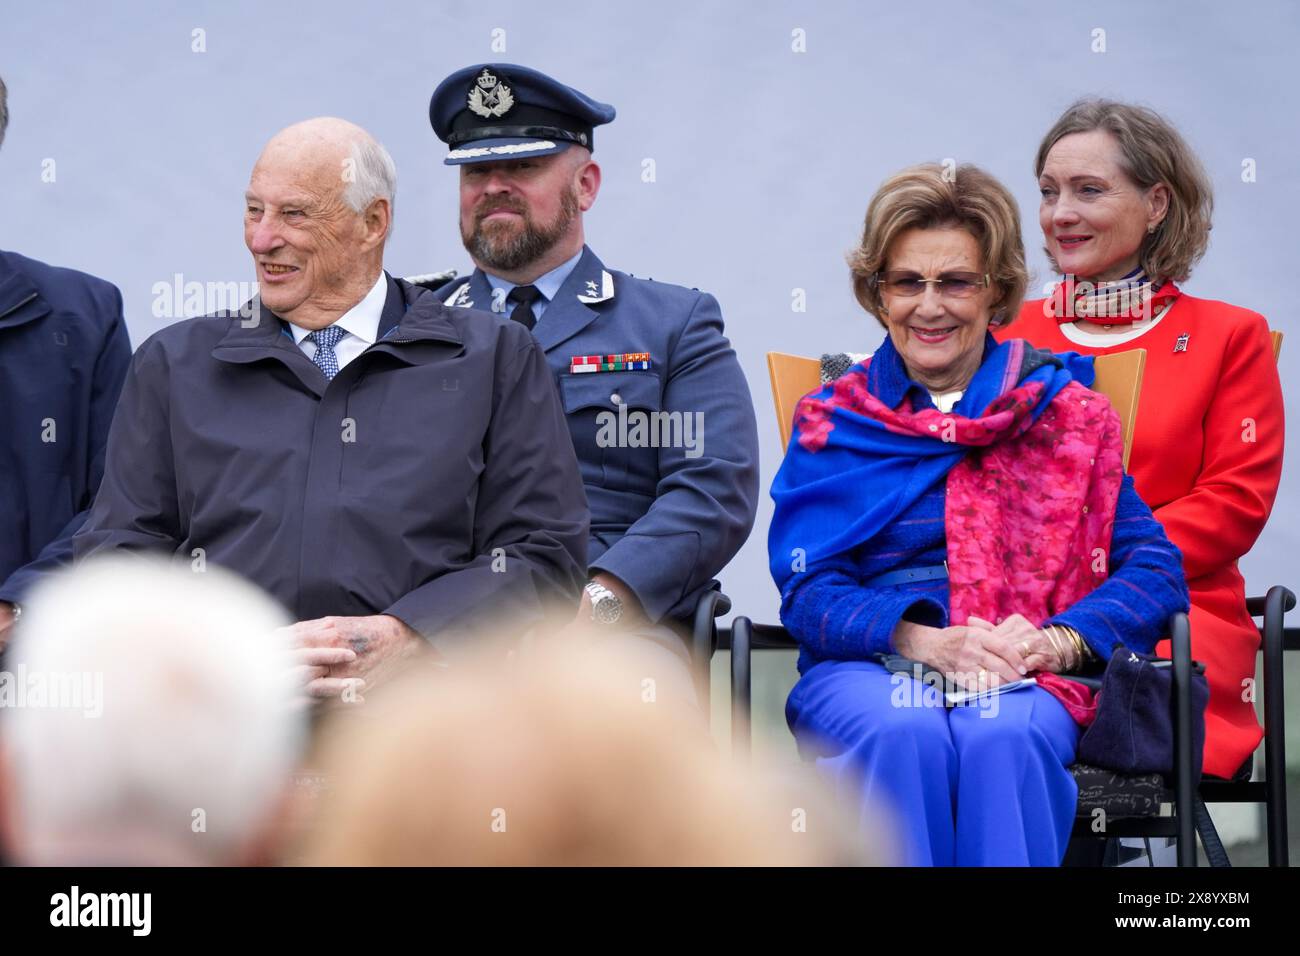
1050, 474, 1190, 659
780, 557, 948, 661
0, 284, 133, 602
590, 291, 760, 622
385, 335, 589, 641
73, 339, 184, 558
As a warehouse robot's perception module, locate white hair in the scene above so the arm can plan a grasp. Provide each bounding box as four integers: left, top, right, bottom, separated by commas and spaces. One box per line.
3, 557, 305, 865
343, 136, 396, 231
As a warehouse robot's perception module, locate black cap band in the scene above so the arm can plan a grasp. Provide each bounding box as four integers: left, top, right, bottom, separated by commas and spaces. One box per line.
446, 124, 593, 149
449, 98, 595, 153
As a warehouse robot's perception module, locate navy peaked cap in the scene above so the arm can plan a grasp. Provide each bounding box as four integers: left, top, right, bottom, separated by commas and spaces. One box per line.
430, 63, 616, 165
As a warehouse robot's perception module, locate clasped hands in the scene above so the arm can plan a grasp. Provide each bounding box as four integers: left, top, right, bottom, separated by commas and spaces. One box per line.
280, 613, 424, 706
892, 613, 1079, 691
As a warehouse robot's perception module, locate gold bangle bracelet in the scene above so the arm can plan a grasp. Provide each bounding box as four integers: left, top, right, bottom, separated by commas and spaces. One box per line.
1043, 625, 1071, 672
1061, 626, 1089, 666
1042, 626, 1061, 669
1045, 624, 1086, 671
1057, 625, 1081, 672
1072, 631, 1089, 665
1057, 626, 1077, 672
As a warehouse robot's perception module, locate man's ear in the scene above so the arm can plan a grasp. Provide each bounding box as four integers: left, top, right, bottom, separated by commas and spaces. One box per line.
362, 197, 392, 247
576, 159, 601, 212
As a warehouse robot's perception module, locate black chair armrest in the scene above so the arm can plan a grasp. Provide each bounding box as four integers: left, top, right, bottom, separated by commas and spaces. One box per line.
731, 616, 753, 755
727, 620, 799, 758
750, 623, 800, 649
691, 588, 731, 708
1169, 610, 1197, 866
1258, 585, 1292, 865
1245, 586, 1295, 619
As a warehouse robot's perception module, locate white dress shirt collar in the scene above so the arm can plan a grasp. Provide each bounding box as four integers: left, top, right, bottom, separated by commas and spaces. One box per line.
287, 271, 388, 346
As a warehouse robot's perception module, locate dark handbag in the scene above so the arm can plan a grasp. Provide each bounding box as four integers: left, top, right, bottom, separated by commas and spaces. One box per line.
1075, 646, 1209, 778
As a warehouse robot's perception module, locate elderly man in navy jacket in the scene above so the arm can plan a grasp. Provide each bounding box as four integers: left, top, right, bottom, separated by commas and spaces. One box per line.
0, 74, 132, 647
75, 117, 588, 698
425, 65, 760, 702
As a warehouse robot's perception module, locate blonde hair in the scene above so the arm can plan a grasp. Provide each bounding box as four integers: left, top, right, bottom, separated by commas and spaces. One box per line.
296, 638, 875, 866
1035, 99, 1213, 283
849, 163, 1028, 329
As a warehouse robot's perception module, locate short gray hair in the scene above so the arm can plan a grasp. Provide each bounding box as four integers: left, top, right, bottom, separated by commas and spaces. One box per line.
344, 136, 397, 230
0, 74, 8, 150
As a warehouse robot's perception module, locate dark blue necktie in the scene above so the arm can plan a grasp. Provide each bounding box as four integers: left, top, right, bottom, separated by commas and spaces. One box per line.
507, 285, 542, 330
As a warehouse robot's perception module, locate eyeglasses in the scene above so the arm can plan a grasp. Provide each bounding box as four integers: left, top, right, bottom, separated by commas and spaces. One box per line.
874, 271, 991, 299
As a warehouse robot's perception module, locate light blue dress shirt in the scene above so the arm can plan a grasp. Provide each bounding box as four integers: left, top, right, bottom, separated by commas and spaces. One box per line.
483, 249, 584, 324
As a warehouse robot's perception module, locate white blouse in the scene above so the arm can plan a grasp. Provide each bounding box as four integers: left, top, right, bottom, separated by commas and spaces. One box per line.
928, 389, 964, 413
1054, 301, 1176, 348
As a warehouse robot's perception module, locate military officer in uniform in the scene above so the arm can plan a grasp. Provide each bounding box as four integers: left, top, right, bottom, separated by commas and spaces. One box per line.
425, 64, 760, 703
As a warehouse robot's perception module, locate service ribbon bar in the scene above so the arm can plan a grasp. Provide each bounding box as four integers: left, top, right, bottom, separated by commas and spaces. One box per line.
569, 352, 652, 373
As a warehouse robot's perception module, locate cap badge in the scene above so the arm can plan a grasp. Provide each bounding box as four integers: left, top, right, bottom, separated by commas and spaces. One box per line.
467, 68, 515, 119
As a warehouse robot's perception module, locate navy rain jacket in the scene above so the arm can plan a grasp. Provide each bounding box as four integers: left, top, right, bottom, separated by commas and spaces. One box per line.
0, 250, 131, 604
75, 273, 588, 640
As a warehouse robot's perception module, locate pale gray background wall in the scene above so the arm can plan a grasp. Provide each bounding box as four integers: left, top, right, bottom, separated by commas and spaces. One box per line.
2, 0, 1296, 631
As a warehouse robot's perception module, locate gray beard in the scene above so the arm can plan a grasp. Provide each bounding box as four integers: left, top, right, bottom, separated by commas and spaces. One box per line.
462, 188, 578, 274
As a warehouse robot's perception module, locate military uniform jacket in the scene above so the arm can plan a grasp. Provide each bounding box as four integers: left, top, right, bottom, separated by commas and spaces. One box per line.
435, 247, 759, 623
74, 274, 589, 639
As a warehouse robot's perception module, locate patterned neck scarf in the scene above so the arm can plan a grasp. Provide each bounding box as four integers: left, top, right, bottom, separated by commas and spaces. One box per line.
768, 335, 1093, 577
769, 336, 1124, 725
1048, 267, 1181, 326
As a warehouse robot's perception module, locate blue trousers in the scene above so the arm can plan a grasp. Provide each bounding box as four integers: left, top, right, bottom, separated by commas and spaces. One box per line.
787, 659, 1080, 866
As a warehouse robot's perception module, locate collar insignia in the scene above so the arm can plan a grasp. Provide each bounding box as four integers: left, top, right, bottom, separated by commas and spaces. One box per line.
442, 281, 473, 308
577, 270, 615, 304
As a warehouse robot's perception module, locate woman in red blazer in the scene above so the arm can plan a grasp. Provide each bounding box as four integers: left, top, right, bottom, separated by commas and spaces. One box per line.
1000, 99, 1284, 781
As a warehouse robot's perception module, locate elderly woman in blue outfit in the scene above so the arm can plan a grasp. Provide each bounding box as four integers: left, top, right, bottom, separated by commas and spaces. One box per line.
768, 163, 1188, 866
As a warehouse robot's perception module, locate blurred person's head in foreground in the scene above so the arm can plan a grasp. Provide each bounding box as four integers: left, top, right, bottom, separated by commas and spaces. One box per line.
298, 634, 881, 865
0, 557, 306, 865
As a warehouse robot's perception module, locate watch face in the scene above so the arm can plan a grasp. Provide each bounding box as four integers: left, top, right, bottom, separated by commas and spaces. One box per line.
592, 595, 622, 625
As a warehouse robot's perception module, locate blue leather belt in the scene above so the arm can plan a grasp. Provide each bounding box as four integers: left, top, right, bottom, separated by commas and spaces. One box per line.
863, 564, 949, 588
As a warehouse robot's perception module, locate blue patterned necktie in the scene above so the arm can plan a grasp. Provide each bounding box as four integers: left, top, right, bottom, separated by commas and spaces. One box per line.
308, 325, 347, 380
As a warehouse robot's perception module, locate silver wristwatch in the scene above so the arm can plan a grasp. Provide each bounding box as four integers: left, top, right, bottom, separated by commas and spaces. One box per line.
584, 581, 623, 625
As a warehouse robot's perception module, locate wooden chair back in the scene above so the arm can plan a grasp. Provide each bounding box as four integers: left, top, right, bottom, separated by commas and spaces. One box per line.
766, 349, 1147, 469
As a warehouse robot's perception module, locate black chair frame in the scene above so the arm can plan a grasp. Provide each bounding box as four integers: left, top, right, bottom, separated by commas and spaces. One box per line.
723, 585, 1294, 867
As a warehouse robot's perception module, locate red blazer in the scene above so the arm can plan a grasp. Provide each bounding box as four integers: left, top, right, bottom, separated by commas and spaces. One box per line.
1000, 292, 1284, 779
